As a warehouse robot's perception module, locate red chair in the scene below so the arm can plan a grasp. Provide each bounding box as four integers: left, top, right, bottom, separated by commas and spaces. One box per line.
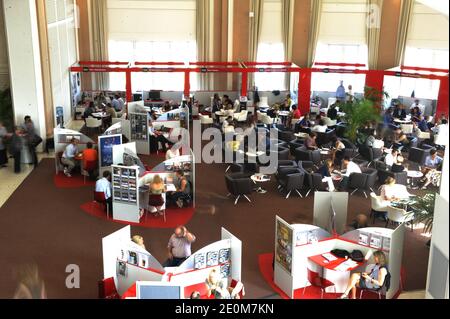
303, 268, 336, 299
82, 160, 97, 184
98, 277, 120, 299
94, 191, 110, 219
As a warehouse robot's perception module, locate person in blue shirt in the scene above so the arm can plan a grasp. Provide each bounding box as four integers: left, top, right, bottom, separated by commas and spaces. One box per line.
416, 115, 429, 132
336, 81, 346, 101
383, 108, 394, 126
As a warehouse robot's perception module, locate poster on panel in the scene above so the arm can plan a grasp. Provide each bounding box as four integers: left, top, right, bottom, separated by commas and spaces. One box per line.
275, 217, 293, 274
99, 134, 122, 168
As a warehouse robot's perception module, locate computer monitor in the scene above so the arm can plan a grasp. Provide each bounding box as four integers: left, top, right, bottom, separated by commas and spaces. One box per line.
133, 93, 142, 102
136, 282, 184, 299
149, 90, 161, 101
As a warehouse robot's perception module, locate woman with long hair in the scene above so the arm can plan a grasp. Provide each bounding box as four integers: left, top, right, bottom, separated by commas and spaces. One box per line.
148, 174, 165, 216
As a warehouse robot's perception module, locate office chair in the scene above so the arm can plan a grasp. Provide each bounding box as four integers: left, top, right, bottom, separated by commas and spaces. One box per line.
94, 191, 110, 219
303, 268, 336, 299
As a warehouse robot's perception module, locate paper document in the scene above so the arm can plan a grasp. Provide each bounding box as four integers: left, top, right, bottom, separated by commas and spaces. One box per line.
334, 259, 358, 272
322, 253, 337, 261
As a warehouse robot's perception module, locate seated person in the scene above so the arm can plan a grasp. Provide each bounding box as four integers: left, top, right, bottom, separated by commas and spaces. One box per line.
347, 214, 369, 231
149, 122, 173, 152
190, 291, 201, 299
382, 108, 394, 127
380, 177, 403, 204
410, 106, 422, 122
331, 137, 345, 166
327, 105, 338, 120
391, 155, 405, 173
414, 115, 429, 132
393, 104, 406, 120
311, 119, 327, 133
366, 134, 384, 149
339, 156, 361, 190
61, 138, 80, 177
339, 251, 389, 299
304, 132, 318, 150
131, 235, 146, 250
393, 128, 409, 150
297, 113, 312, 128
384, 148, 399, 168
95, 170, 112, 213
82, 102, 95, 120
82, 142, 98, 180
421, 149, 443, 189
148, 174, 165, 216
291, 105, 302, 120
105, 103, 117, 118
205, 269, 245, 299
167, 170, 191, 208
318, 160, 335, 192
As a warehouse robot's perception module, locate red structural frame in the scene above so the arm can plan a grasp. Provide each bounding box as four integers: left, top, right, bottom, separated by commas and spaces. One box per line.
70, 61, 449, 118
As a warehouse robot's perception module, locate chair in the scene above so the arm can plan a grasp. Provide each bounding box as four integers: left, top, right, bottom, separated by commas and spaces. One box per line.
305, 171, 328, 197
111, 117, 122, 125
75, 107, 85, 120
359, 272, 390, 299
289, 138, 304, 156
234, 110, 248, 122
359, 145, 383, 167
94, 191, 110, 219
277, 160, 298, 170
277, 167, 305, 199
376, 167, 408, 186
303, 268, 336, 299
370, 192, 389, 223
225, 173, 254, 205
340, 138, 358, 159
277, 129, 294, 143
348, 167, 377, 198
277, 147, 290, 161
323, 117, 337, 127
86, 117, 103, 133
386, 205, 414, 231
295, 147, 321, 167
408, 147, 432, 168
81, 160, 97, 184
98, 277, 120, 299
335, 123, 347, 138
316, 129, 336, 148
400, 124, 414, 135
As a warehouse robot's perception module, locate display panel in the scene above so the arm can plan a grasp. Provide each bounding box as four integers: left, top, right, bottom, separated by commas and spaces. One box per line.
130, 113, 148, 141
275, 220, 293, 274
99, 134, 122, 168
112, 166, 139, 205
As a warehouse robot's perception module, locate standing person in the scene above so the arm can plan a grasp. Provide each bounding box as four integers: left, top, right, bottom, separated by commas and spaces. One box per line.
22, 116, 40, 168
410, 99, 425, 115
95, 170, 112, 213
61, 138, 80, 177
164, 226, 196, 267
336, 80, 346, 102
0, 121, 10, 168
9, 126, 24, 174
346, 84, 353, 102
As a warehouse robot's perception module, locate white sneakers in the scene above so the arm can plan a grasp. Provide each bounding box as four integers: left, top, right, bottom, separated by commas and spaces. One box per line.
63, 168, 72, 178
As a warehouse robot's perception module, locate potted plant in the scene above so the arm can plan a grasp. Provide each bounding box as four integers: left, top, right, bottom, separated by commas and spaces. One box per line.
339, 87, 387, 143
0, 88, 14, 131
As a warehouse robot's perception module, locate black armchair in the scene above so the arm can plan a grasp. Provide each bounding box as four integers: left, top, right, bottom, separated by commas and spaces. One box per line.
277, 146, 290, 161
294, 147, 322, 167
304, 171, 328, 197
225, 173, 254, 205
289, 138, 304, 156
348, 167, 377, 198
316, 129, 336, 148
277, 167, 305, 199
278, 160, 298, 170
408, 147, 432, 169
358, 145, 383, 167
335, 123, 347, 138
277, 129, 294, 143
377, 168, 408, 186
341, 138, 358, 158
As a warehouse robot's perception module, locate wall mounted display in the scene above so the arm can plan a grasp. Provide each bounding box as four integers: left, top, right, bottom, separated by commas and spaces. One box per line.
220, 263, 231, 279
382, 236, 391, 252
128, 251, 138, 265
99, 134, 122, 168
370, 234, 382, 249
112, 166, 139, 205
295, 231, 308, 246
194, 253, 206, 270
117, 261, 128, 277
275, 220, 293, 274
219, 248, 231, 264
206, 251, 219, 267
307, 230, 318, 244
130, 113, 148, 141
358, 231, 369, 246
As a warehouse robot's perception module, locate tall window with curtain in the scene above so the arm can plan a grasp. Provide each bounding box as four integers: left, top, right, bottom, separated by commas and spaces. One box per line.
254, 0, 285, 91
312, 0, 368, 93
107, 0, 197, 92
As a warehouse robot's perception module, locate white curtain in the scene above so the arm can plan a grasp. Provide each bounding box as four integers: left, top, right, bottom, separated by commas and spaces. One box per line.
367, 0, 383, 69
90, 0, 109, 90
196, 0, 212, 90
249, 0, 264, 89
395, 0, 415, 66
282, 0, 295, 89
307, 0, 323, 67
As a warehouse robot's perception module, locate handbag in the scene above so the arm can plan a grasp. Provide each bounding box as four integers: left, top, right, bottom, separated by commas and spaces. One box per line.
31, 134, 43, 147
350, 250, 364, 262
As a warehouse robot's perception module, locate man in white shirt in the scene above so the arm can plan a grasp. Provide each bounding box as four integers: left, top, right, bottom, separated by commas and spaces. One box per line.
95, 170, 112, 213
61, 138, 79, 177
311, 119, 327, 133
384, 149, 399, 168
166, 144, 181, 160
339, 156, 362, 190
222, 116, 233, 133
433, 119, 448, 146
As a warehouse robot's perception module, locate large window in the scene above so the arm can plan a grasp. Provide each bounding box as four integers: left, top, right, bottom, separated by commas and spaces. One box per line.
108, 40, 197, 91
312, 43, 367, 93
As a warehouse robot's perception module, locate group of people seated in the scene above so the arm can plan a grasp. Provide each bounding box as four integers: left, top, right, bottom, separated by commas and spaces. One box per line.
61, 139, 98, 178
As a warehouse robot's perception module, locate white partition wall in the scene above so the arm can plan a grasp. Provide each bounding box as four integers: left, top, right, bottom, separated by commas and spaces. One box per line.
388, 224, 406, 299
274, 216, 295, 298
112, 142, 137, 166
221, 228, 242, 282
426, 194, 449, 299
313, 192, 348, 235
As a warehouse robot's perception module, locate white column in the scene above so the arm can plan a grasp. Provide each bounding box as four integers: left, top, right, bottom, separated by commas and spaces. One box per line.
2, 0, 46, 147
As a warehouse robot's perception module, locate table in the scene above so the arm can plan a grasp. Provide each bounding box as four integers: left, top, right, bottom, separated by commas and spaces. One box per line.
278, 111, 290, 126
393, 118, 412, 124
308, 253, 364, 293
407, 170, 423, 189
294, 132, 309, 139
251, 173, 271, 194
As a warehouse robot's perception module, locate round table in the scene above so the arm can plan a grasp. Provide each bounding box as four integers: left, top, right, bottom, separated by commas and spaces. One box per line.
407, 170, 423, 189
251, 174, 271, 194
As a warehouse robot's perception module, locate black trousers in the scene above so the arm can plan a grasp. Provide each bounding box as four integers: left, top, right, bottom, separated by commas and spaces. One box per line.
106, 197, 113, 214
13, 152, 21, 173
0, 149, 7, 166
163, 256, 188, 267
340, 176, 350, 190
29, 145, 38, 167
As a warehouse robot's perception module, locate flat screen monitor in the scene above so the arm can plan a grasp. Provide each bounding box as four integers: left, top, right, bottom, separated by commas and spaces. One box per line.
149, 90, 161, 101
136, 282, 183, 299
133, 93, 142, 102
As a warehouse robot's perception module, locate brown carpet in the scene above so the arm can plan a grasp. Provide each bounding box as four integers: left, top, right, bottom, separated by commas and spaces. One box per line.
0, 157, 431, 299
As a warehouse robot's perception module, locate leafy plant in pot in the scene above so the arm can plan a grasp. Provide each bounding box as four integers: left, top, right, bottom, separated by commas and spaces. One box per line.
0, 88, 14, 131
339, 87, 387, 143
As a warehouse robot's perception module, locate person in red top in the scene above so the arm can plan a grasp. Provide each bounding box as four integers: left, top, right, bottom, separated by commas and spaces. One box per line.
292, 105, 302, 119
82, 142, 98, 180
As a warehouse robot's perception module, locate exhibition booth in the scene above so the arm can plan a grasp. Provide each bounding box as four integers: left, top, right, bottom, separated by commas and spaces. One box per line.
271, 191, 405, 299
102, 225, 242, 299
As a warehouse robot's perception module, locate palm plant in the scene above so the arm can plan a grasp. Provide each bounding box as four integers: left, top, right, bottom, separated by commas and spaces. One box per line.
404, 193, 436, 234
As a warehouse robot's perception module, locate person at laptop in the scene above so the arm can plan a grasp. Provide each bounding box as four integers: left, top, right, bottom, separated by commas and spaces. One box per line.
338, 156, 361, 190
149, 122, 173, 152
339, 251, 389, 299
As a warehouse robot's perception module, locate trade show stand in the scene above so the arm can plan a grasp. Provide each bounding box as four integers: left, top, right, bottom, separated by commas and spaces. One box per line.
102, 226, 242, 299
53, 128, 95, 174
274, 216, 405, 299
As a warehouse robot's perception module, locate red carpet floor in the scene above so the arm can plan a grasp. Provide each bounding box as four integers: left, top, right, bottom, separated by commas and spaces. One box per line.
258, 253, 401, 299
54, 173, 96, 188
80, 201, 195, 229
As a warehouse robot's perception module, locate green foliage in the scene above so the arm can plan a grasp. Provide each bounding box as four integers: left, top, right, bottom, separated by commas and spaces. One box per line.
395, 193, 436, 234
340, 94, 382, 143
0, 88, 13, 131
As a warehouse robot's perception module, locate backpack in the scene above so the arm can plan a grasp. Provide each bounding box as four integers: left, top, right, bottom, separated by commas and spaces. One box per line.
381, 266, 391, 291
331, 249, 349, 258
350, 250, 364, 262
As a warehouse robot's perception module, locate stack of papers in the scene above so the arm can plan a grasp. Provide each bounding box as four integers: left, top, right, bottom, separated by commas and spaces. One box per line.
334, 259, 359, 272
322, 253, 337, 262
